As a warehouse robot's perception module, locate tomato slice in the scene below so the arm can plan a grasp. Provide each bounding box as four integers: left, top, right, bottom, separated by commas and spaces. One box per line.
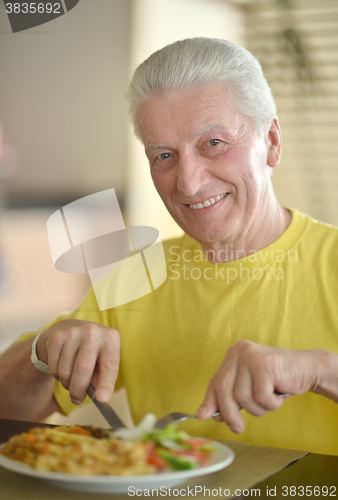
147, 444, 167, 470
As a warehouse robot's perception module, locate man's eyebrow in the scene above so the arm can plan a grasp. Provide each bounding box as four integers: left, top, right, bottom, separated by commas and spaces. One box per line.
191, 123, 228, 138
145, 142, 169, 150
145, 123, 229, 149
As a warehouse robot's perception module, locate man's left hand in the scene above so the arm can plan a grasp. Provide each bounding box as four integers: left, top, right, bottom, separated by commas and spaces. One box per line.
196, 340, 332, 433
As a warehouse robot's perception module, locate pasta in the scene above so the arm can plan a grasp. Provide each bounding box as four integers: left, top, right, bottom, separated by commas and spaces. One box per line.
0, 425, 155, 475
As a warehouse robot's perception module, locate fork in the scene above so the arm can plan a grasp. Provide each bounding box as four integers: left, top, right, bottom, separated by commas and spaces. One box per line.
154, 392, 290, 429
154, 411, 220, 429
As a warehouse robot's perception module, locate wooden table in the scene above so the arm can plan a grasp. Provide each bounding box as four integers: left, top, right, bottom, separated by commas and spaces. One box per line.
1, 418, 337, 499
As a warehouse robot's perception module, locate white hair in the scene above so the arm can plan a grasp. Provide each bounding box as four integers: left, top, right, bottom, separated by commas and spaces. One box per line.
126, 37, 277, 140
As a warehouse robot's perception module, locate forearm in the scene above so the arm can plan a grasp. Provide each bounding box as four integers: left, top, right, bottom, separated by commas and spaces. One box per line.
0, 337, 59, 421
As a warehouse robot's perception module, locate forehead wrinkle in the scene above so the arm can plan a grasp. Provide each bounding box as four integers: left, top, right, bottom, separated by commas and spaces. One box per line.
191, 123, 229, 138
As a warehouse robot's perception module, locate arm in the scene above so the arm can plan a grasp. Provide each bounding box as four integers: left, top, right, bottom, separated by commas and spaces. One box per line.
0, 319, 120, 421
0, 336, 58, 421
196, 340, 338, 434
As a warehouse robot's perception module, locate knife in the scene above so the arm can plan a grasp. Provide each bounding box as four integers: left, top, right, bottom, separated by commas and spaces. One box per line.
86, 384, 127, 429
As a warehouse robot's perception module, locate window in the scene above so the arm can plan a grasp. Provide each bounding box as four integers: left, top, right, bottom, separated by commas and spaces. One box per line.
245, 0, 338, 225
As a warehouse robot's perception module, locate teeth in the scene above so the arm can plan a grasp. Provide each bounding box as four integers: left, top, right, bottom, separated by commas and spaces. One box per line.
189, 193, 227, 210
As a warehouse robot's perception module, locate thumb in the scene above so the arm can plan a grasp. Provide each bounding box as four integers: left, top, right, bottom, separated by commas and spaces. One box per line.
196, 386, 218, 420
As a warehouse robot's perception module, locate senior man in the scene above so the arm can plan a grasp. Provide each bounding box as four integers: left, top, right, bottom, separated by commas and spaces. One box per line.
1, 38, 338, 455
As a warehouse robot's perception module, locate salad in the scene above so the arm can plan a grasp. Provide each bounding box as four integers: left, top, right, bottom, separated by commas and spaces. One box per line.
143, 424, 214, 471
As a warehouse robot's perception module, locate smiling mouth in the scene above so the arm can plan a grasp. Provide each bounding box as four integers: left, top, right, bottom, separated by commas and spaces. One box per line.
188, 193, 228, 210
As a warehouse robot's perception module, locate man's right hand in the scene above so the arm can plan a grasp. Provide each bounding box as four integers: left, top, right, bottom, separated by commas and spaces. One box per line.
36, 319, 121, 405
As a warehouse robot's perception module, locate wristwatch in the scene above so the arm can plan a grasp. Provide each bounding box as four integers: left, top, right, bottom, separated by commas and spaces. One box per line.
30, 331, 51, 373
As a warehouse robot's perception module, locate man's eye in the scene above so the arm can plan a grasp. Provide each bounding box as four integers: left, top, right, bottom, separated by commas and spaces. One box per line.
207, 139, 221, 146
158, 152, 172, 160
151, 151, 175, 171
200, 138, 226, 158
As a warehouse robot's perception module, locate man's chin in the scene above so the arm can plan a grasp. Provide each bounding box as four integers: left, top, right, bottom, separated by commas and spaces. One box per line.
169, 208, 237, 245
183, 226, 230, 247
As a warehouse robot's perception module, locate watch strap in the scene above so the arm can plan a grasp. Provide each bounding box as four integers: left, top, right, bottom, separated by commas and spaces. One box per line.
31, 332, 51, 374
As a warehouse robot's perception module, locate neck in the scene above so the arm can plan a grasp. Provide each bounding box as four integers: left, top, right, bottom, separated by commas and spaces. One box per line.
200, 193, 291, 263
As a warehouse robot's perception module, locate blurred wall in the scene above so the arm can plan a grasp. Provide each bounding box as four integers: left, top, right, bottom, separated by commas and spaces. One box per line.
0, 0, 131, 206
0, 209, 91, 351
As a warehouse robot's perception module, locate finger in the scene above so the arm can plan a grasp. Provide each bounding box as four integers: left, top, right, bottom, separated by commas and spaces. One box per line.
57, 338, 80, 391
68, 341, 97, 404
198, 346, 244, 432
94, 331, 121, 403
196, 384, 219, 420
254, 384, 286, 412
197, 375, 245, 433
217, 389, 245, 434
212, 349, 245, 433
210, 365, 245, 432
251, 371, 286, 412
233, 371, 267, 417
45, 331, 67, 380
212, 413, 223, 423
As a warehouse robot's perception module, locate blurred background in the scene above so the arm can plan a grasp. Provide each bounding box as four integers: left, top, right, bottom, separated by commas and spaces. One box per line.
0, 0, 337, 352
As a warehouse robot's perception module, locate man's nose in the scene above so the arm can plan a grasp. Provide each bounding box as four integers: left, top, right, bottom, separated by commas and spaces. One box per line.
176, 154, 208, 197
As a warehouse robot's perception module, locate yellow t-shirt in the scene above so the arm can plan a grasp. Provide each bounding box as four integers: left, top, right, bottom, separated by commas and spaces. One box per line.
25, 209, 338, 455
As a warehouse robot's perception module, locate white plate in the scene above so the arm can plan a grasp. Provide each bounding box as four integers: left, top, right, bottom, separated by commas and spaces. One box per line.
0, 441, 234, 493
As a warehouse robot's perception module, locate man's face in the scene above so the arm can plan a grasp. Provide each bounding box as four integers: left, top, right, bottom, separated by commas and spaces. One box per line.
137, 83, 276, 251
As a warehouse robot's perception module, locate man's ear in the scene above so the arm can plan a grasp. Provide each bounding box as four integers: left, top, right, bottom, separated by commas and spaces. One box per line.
267, 118, 282, 168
